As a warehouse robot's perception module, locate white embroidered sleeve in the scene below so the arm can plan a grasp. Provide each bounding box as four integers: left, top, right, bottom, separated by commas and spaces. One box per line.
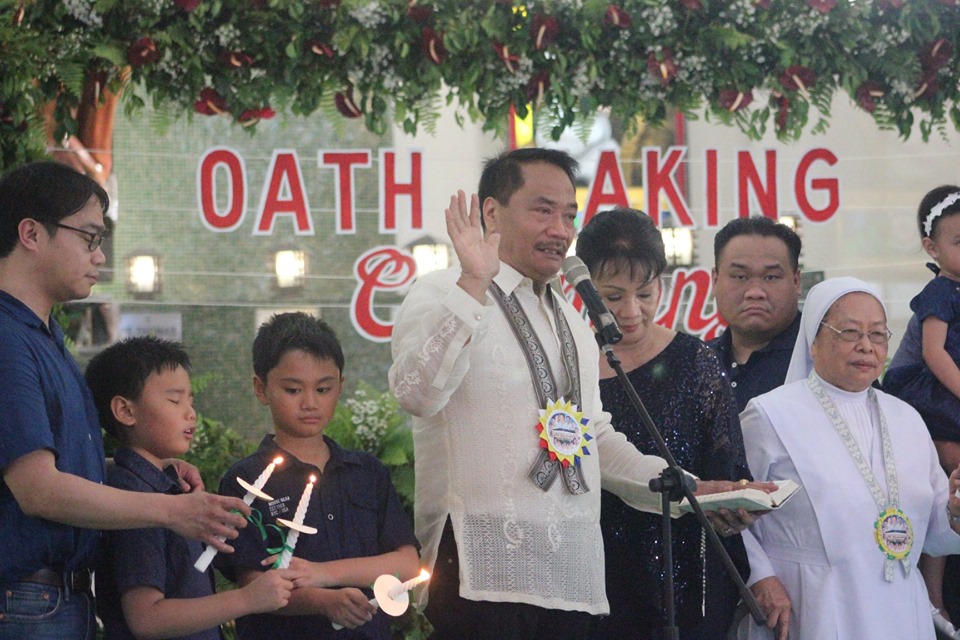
389, 272, 492, 418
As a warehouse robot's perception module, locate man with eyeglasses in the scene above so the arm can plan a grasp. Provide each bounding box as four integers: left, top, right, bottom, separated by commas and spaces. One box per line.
0, 162, 251, 640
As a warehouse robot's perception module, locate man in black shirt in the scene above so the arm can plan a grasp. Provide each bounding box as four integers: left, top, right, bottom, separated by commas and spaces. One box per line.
709, 217, 803, 413
698, 217, 802, 639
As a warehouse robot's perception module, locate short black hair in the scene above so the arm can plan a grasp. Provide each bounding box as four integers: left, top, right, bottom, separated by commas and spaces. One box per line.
85, 336, 192, 438
576, 208, 667, 283
252, 312, 344, 382
0, 162, 109, 258
478, 148, 579, 211
917, 184, 960, 239
713, 216, 802, 271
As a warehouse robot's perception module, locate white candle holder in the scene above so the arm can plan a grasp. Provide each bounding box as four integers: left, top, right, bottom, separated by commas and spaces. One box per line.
332, 570, 429, 630
193, 457, 282, 573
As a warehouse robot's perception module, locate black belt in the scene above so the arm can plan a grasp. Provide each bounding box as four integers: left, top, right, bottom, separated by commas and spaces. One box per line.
19, 567, 92, 593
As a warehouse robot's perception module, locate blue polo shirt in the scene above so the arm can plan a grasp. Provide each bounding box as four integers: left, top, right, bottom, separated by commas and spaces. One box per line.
216, 435, 419, 640
708, 313, 801, 413
96, 448, 219, 640
0, 289, 105, 585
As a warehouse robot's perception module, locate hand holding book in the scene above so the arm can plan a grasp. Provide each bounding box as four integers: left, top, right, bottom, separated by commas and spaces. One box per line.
679, 479, 801, 518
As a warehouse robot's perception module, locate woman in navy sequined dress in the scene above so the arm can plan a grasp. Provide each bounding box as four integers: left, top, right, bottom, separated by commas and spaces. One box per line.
577, 209, 751, 640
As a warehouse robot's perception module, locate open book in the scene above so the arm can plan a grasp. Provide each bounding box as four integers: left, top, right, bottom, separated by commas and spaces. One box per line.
670, 479, 801, 518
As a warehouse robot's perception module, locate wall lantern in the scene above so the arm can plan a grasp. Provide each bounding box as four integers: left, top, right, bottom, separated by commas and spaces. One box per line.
407, 235, 450, 276
275, 249, 306, 289
779, 215, 798, 231
661, 227, 694, 268
126, 254, 161, 296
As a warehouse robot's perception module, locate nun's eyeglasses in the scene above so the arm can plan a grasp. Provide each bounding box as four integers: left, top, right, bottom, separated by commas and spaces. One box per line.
820, 322, 891, 345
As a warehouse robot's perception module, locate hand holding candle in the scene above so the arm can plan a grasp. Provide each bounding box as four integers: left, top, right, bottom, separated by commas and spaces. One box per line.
332, 569, 430, 630
194, 456, 283, 572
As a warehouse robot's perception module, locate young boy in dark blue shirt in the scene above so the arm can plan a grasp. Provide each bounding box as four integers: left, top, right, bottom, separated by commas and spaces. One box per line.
216, 312, 419, 639
86, 337, 298, 640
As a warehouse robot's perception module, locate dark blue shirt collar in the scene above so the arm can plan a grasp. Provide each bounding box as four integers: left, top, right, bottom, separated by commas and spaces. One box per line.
712, 312, 801, 357
0, 289, 60, 339
254, 433, 364, 473
113, 448, 183, 495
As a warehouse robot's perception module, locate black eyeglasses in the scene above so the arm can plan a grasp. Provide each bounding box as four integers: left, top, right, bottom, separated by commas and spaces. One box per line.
820, 321, 892, 345
50, 222, 108, 252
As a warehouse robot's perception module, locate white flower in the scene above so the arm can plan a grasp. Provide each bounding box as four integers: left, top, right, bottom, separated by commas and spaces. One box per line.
63, 0, 102, 27
349, 2, 385, 30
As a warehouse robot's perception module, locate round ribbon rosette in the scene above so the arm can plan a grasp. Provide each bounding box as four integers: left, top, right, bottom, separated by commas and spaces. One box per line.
874, 506, 913, 561
536, 398, 592, 468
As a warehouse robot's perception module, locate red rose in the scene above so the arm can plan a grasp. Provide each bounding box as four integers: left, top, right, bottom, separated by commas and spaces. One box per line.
806, 0, 837, 13
173, 0, 201, 11
855, 81, 884, 112
877, 0, 905, 8
754, 0, 771, 8
604, 5, 632, 28
335, 90, 362, 118
778, 65, 816, 92
238, 107, 276, 126
532, 14, 559, 50
306, 40, 335, 58
492, 41, 520, 73
422, 27, 446, 64
647, 50, 677, 86
680, 0, 703, 9
218, 51, 254, 69
718, 89, 753, 112
194, 88, 228, 115
921, 38, 952, 72
128, 37, 160, 67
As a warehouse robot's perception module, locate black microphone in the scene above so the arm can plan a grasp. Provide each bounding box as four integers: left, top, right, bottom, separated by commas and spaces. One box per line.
562, 256, 622, 346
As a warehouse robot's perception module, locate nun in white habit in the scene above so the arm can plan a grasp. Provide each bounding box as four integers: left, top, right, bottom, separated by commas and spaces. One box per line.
739, 277, 960, 640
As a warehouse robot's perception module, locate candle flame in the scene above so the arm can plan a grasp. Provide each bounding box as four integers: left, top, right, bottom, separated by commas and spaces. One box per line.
309, 475, 317, 483
273, 456, 284, 465
419, 569, 430, 581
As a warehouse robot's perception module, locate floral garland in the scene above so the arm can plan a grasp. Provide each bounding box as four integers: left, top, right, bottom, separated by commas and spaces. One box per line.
2, 0, 959, 168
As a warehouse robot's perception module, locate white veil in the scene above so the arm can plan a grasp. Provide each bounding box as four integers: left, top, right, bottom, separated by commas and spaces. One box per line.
784, 276, 887, 384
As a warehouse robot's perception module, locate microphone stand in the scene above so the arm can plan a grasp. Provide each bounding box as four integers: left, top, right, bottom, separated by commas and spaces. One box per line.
598, 339, 766, 639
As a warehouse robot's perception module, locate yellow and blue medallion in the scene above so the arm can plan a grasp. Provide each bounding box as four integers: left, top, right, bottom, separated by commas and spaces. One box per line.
536, 398, 592, 469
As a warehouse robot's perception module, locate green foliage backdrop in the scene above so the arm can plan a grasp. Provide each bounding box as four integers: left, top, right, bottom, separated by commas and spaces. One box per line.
3, 0, 960, 169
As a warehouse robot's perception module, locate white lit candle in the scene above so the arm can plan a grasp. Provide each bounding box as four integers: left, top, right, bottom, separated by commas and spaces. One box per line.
194, 456, 283, 572
332, 570, 431, 630
248, 456, 284, 502
276, 475, 316, 570
388, 569, 431, 599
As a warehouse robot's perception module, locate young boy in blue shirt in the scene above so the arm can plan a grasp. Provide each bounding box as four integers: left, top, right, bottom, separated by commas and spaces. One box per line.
86, 336, 298, 640
216, 312, 419, 639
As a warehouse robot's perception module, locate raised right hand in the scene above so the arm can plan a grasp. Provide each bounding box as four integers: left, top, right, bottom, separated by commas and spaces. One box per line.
169, 492, 249, 552
445, 190, 499, 301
